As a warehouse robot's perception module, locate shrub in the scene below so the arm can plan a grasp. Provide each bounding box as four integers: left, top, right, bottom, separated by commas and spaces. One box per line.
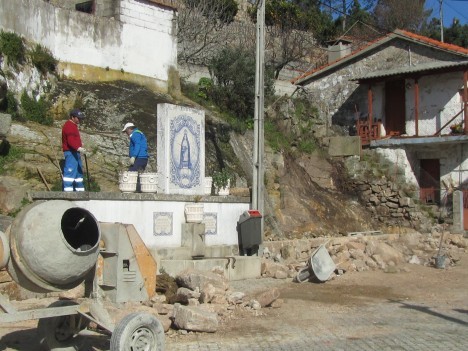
0, 91, 21, 121
29, 44, 57, 74
20, 91, 53, 125
0, 31, 25, 66
197, 77, 213, 100
212, 168, 234, 189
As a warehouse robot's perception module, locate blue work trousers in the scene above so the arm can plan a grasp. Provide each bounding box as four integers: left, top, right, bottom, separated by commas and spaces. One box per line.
128, 158, 148, 172
63, 151, 85, 191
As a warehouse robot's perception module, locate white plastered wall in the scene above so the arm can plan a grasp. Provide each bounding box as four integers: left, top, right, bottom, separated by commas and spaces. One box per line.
405, 72, 464, 136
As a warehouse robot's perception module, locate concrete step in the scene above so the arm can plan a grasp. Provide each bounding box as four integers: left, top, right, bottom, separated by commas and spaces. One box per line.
160, 256, 261, 281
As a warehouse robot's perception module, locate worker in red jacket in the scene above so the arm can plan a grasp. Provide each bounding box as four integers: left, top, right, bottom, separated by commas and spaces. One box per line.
62, 109, 86, 191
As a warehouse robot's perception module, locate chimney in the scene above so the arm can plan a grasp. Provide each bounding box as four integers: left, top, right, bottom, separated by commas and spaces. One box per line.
326, 38, 352, 64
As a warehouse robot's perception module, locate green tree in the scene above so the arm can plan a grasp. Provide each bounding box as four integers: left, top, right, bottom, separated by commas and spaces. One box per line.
208, 47, 275, 119
445, 19, 468, 48
423, 18, 468, 48
422, 17, 442, 41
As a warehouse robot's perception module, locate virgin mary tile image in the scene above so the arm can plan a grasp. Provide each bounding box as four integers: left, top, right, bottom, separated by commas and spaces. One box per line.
170, 115, 201, 188
179, 130, 192, 172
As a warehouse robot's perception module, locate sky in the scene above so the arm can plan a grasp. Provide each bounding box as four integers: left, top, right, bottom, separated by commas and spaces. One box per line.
425, 0, 468, 25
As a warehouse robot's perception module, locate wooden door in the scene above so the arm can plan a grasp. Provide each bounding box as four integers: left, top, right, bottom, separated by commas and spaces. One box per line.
420, 159, 440, 204
385, 80, 406, 135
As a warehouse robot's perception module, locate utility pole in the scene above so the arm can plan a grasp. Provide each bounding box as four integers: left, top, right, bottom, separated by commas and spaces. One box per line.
252, 0, 265, 239
439, 0, 444, 42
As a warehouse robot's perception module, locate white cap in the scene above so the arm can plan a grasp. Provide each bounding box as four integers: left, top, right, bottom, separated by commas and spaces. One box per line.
122, 122, 135, 132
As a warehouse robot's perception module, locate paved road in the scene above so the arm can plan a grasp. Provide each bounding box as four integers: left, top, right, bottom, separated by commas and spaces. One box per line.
0, 277, 467, 351
167, 300, 468, 351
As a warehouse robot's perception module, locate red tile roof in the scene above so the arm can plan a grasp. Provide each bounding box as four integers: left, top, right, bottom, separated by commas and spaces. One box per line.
397, 29, 468, 55
292, 29, 468, 85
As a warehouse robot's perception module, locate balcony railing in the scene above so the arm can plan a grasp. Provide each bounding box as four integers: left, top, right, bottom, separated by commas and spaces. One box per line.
356, 120, 383, 146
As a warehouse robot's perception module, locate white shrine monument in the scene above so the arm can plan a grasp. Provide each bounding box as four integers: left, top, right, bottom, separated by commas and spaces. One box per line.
157, 103, 205, 195
32, 103, 260, 280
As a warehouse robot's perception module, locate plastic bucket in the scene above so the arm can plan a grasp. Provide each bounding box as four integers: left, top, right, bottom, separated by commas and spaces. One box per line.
119, 171, 138, 193
139, 173, 158, 193
435, 255, 446, 269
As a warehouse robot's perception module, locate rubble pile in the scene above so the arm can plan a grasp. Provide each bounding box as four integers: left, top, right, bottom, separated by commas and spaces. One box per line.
260, 232, 468, 279
152, 269, 281, 336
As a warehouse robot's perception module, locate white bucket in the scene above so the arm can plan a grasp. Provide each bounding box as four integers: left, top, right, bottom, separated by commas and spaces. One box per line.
204, 177, 213, 195
119, 171, 138, 193
139, 173, 158, 193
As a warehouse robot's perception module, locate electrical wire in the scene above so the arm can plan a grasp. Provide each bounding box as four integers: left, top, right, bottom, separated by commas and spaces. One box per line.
444, 0, 468, 22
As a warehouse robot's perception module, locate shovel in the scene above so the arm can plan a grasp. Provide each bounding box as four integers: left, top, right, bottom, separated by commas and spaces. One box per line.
83, 154, 91, 191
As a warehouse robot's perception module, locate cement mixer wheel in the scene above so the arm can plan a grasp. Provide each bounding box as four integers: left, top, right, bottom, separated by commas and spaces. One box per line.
110, 312, 165, 351
37, 300, 89, 351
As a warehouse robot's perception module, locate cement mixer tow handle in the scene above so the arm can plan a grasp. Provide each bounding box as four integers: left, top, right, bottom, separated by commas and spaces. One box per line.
0, 296, 83, 323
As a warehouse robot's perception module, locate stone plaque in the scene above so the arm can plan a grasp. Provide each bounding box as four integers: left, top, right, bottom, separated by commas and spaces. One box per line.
203, 212, 217, 235
153, 212, 173, 236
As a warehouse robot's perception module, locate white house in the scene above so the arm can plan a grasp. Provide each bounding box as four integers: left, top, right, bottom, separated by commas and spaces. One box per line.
293, 30, 468, 229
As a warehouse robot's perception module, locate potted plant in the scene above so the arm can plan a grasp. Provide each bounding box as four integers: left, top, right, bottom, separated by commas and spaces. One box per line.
450, 123, 463, 134
212, 168, 233, 196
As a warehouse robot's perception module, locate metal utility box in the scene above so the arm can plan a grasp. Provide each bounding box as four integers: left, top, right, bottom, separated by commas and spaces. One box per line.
237, 210, 262, 255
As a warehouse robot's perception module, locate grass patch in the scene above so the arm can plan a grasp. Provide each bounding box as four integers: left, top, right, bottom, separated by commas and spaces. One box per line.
0, 145, 26, 175
264, 120, 290, 152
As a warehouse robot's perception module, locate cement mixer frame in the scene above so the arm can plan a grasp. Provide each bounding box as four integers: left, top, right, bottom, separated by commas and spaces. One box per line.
0, 200, 166, 351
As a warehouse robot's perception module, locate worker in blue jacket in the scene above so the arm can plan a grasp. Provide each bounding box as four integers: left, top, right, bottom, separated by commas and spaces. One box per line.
122, 122, 149, 172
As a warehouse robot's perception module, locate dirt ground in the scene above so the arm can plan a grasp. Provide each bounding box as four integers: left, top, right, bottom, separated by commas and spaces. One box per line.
211, 252, 468, 334
1, 252, 468, 350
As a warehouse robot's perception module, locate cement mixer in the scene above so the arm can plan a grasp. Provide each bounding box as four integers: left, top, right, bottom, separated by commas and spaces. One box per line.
0, 200, 165, 350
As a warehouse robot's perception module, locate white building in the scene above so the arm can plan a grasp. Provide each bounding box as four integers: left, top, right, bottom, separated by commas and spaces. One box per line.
0, 0, 178, 92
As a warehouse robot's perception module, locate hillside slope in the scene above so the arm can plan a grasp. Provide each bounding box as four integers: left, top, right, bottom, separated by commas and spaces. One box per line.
1, 69, 439, 238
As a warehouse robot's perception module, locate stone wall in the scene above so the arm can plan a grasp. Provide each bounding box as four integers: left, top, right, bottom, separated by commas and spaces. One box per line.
352, 178, 424, 228
341, 153, 439, 232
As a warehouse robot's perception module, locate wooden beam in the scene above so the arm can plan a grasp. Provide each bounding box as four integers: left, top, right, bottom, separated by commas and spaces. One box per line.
415, 78, 419, 136
37, 167, 51, 191
368, 84, 373, 129
464, 70, 468, 135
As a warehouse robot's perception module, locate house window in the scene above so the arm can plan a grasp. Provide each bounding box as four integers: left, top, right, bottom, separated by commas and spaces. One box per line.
76, 1, 94, 14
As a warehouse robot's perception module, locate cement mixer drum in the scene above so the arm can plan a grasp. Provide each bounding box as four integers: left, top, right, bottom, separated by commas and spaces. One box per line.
6, 200, 101, 293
